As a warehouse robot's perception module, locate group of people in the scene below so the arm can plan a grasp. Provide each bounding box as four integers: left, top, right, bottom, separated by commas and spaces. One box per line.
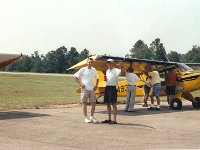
74, 57, 180, 124
74, 58, 121, 124
142, 66, 180, 110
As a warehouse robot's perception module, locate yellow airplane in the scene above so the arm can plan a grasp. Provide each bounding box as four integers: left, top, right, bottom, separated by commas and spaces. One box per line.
0, 52, 22, 69
185, 63, 200, 70
68, 55, 200, 110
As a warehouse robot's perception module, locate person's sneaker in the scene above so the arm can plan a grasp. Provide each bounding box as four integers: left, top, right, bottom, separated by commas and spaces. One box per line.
85, 117, 92, 123
109, 121, 117, 124
101, 119, 111, 123
147, 107, 154, 110
154, 107, 160, 111
128, 110, 136, 112
142, 103, 148, 107
89, 116, 98, 123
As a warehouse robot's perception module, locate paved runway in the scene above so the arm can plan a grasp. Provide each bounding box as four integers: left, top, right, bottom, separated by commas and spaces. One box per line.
0, 101, 200, 150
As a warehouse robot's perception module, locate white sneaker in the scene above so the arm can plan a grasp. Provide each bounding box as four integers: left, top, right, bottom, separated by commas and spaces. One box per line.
85, 117, 92, 123
89, 116, 97, 123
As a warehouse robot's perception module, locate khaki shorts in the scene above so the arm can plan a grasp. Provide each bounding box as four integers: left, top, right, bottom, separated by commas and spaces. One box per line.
80, 88, 96, 103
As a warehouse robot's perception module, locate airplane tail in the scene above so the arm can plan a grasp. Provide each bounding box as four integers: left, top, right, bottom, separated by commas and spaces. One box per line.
0, 52, 22, 69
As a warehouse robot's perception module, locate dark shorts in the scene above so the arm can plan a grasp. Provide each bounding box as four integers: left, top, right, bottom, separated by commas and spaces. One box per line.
166, 86, 176, 95
104, 86, 117, 104
144, 84, 151, 94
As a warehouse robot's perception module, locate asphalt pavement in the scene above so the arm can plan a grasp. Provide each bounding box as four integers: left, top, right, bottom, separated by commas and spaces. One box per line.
0, 101, 200, 150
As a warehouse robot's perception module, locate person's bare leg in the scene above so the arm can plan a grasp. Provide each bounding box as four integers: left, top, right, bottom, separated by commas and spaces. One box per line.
83, 102, 87, 117
107, 104, 111, 120
112, 104, 117, 122
150, 95, 154, 107
156, 96, 161, 109
156, 96, 160, 106
167, 95, 170, 105
90, 102, 96, 117
144, 94, 149, 104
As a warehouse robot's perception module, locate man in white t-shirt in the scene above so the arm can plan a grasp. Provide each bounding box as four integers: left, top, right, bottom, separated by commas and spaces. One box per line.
74, 58, 99, 123
102, 59, 122, 124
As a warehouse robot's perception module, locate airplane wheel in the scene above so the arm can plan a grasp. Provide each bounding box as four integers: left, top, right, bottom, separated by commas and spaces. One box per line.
170, 98, 182, 110
192, 97, 200, 108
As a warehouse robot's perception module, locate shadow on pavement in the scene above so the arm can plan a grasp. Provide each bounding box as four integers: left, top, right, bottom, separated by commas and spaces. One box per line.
117, 122, 155, 129
0, 111, 49, 120
94, 121, 155, 129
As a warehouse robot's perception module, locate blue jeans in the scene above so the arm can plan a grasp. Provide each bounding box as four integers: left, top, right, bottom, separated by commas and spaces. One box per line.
152, 83, 161, 97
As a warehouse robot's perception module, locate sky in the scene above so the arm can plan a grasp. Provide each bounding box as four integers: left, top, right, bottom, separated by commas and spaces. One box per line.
0, 0, 200, 56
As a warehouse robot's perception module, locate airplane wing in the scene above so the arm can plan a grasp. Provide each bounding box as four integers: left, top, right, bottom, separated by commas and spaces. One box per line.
67, 55, 178, 74
0, 52, 22, 69
95, 55, 178, 73
185, 63, 200, 70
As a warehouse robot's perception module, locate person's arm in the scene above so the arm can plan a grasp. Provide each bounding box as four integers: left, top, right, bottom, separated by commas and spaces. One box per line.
176, 72, 182, 82
134, 74, 140, 81
116, 61, 125, 75
120, 67, 125, 76
74, 69, 85, 88
94, 79, 99, 91
147, 72, 152, 79
75, 77, 85, 88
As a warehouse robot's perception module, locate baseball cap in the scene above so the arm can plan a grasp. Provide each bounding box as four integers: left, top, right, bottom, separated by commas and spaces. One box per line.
107, 59, 114, 62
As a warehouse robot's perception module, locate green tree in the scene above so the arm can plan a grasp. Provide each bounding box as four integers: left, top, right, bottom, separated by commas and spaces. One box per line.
3, 46, 92, 73
43, 46, 68, 73
167, 51, 181, 62
150, 38, 169, 62
17, 55, 33, 72
4, 59, 19, 71
6, 55, 33, 72
182, 45, 200, 63
68, 47, 79, 67
31, 51, 43, 72
78, 49, 90, 61
130, 40, 154, 59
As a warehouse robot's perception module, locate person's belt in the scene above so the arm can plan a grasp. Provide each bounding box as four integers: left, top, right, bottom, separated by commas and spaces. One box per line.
153, 83, 161, 86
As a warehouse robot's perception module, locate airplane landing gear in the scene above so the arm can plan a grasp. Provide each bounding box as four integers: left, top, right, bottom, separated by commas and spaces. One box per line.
192, 97, 200, 108
170, 98, 182, 110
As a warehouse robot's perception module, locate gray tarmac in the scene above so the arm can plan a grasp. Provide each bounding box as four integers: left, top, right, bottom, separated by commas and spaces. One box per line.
0, 101, 200, 150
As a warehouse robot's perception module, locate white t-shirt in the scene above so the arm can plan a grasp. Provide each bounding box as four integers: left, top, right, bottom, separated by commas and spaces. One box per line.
106, 68, 121, 86
148, 71, 161, 85
145, 78, 152, 87
74, 67, 99, 91
125, 72, 140, 85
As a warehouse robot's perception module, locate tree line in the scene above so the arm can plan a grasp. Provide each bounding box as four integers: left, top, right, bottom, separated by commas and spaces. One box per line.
3, 46, 89, 73
3, 38, 200, 73
130, 38, 200, 63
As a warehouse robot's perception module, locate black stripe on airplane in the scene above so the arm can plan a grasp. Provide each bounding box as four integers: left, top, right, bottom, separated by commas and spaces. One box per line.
96, 55, 177, 66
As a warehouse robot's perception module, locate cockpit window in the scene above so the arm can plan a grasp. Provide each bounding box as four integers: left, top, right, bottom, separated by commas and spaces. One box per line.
177, 63, 193, 72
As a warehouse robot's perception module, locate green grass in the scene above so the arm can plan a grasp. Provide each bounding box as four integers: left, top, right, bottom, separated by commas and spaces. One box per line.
0, 72, 199, 110
0, 72, 80, 110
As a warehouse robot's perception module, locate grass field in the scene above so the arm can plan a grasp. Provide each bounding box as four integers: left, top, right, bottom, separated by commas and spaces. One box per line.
0, 72, 199, 110
0, 72, 81, 110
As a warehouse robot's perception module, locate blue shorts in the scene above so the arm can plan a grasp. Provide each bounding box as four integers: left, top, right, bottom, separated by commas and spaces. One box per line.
152, 83, 161, 97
